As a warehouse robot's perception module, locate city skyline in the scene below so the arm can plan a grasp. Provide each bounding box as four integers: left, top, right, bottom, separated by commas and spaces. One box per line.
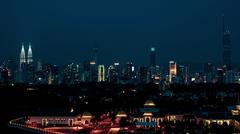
0, 0, 240, 65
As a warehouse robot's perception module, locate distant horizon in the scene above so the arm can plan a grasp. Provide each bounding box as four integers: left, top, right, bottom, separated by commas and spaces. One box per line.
1, 0, 240, 67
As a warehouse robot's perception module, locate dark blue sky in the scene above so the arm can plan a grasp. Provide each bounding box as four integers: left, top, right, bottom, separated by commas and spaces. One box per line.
0, 0, 240, 66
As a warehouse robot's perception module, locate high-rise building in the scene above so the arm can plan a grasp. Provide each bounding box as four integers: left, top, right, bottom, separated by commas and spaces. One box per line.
203, 62, 215, 83
150, 47, 156, 67
20, 43, 26, 69
216, 68, 224, 83
169, 61, 177, 83
98, 65, 105, 82
108, 63, 120, 83
27, 43, 33, 64
177, 65, 187, 84
18, 43, 27, 83
90, 61, 97, 82
222, 15, 232, 70
139, 66, 148, 83
26, 43, 34, 83
124, 61, 135, 81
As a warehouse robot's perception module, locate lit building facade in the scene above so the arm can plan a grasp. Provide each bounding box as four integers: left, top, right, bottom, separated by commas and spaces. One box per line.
26, 112, 93, 127
169, 61, 177, 83
108, 63, 120, 83
98, 65, 105, 82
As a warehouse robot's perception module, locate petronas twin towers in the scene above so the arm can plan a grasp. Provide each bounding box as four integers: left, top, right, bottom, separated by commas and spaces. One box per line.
20, 42, 33, 68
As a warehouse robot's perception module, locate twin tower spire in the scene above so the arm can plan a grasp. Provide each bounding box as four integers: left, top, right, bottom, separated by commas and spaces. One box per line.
20, 42, 33, 66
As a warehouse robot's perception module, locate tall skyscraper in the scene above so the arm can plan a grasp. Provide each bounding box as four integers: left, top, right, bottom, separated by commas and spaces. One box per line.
98, 65, 105, 82
125, 61, 135, 81
150, 47, 156, 67
20, 43, 26, 69
139, 66, 148, 83
178, 65, 187, 84
108, 63, 120, 83
203, 62, 215, 83
93, 47, 98, 64
18, 43, 27, 83
222, 15, 231, 70
26, 42, 34, 83
169, 61, 177, 83
27, 43, 33, 64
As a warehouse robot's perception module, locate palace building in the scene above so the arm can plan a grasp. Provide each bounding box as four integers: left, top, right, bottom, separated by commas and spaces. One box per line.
26, 112, 93, 127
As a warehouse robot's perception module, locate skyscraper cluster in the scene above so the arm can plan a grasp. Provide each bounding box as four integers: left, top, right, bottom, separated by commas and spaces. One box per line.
18, 42, 34, 83
0, 15, 239, 85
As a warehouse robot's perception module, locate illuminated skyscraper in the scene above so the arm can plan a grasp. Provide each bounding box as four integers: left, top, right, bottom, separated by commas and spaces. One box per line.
108, 63, 120, 83
169, 61, 177, 83
26, 42, 34, 83
222, 15, 231, 70
98, 65, 105, 82
125, 61, 135, 81
150, 47, 156, 67
20, 43, 26, 69
27, 42, 33, 64
178, 65, 187, 84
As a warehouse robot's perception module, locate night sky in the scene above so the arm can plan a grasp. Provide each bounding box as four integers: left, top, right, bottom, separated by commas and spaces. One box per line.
0, 0, 240, 66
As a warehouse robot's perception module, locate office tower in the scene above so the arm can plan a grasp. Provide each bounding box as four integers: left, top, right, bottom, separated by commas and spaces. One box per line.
108, 63, 120, 83
139, 66, 148, 83
27, 43, 33, 64
177, 65, 187, 84
40, 64, 59, 84
203, 62, 215, 83
222, 15, 231, 70
19, 43, 27, 83
98, 65, 105, 82
216, 68, 224, 83
20, 43, 26, 69
90, 61, 98, 82
81, 60, 91, 82
62, 63, 76, 84
125, 61, 135, 81
26, 43, 34, 83
150, 47, 156, 67
169, 61, 177, 83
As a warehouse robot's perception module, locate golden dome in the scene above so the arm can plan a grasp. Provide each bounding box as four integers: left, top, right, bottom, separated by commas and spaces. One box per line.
116, 111, 127, 117
144, 100, 156, 107
82, 112, 92, 118
143, 112, 153, 116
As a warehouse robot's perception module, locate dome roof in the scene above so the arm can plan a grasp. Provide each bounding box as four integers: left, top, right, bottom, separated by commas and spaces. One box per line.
116, 111, 127, 117
82, 112, 92, 117
144, 100, 156, 107
143, 112, 153, 116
